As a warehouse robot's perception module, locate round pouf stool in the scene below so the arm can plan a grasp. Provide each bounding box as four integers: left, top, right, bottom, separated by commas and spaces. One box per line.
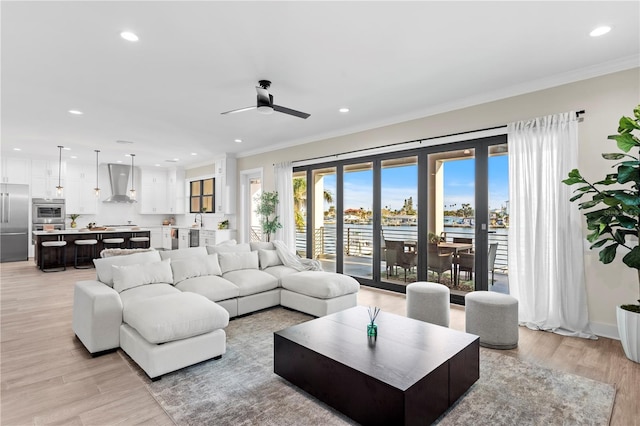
74, 239, 98, 269
103, 237, 125, 249
465, 291, 518, 349
41, 240, 67, 272
129, 236, 150, 249
406, 281, 450, 327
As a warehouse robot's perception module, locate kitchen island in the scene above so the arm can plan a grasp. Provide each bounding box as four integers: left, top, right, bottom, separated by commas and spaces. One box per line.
32, 228, 151, 268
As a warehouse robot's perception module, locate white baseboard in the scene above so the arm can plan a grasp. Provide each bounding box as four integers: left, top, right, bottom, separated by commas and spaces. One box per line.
589, 321, 619, 340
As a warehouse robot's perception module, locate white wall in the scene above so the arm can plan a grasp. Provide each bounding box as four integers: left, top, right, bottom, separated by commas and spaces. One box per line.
236, 68, 640, 335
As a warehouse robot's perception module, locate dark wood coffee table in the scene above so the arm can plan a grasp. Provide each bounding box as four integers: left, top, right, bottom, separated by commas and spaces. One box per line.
274, 306, 479, 425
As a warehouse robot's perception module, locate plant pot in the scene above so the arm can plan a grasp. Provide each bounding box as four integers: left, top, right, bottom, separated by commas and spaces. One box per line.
70, 221, 77, 228
616, 305, 640, 363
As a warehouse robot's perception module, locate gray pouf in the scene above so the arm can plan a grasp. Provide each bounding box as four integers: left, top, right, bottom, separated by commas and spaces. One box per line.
406, 281, 450, 327
465, 291, 518, 349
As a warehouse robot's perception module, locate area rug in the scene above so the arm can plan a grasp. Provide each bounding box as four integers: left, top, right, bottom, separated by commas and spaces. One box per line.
141, 308, 615, 426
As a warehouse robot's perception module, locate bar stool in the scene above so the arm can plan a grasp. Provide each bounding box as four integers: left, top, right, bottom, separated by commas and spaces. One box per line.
74, 239, 98, 269
102, 237, 125, 249
129, 236, 150, 249
40, 240, 67, 272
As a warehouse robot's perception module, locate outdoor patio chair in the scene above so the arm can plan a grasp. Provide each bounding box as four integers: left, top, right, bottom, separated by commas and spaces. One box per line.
384, 240, 404, 278
427, 243, 454, 283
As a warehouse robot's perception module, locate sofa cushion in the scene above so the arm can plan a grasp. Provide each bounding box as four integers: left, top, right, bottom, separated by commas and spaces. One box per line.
206, 242, 251, 255
119, 283, 181, 310
159, 246, 208, 261
218, 251, 259, 274
263, 265, 299, 280
281, 271, 360, 299
175, 275, 240, 302
123, 292, 229, 344
171, 254, 222, 284
250, 241, 275, 251
112, 259, 173, 293
223, 269, 279, 296
258, 249, 282, 269
94, 250, 162, 287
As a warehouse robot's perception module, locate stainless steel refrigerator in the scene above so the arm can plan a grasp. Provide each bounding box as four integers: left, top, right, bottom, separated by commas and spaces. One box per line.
1, 183, 29, 262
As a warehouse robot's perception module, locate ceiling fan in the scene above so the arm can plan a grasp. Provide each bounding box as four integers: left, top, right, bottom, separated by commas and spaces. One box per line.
221, 80, 310, 119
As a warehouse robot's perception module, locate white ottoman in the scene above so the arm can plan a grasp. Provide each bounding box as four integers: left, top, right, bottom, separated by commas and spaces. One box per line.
465, 291, 518, 349
120, 292, 230, 379
406, 281, 450, 327
280, 271, 360, 317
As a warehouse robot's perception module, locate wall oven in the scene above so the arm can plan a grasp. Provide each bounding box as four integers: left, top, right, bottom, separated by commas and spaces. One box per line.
32, 198, 66, 225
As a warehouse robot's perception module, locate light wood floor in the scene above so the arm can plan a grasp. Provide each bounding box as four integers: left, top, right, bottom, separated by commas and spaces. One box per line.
1, 260, 638, 425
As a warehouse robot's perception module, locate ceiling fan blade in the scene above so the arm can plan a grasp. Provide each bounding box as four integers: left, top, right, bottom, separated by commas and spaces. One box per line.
273, 104, 310, 119
221, 106, 256, 115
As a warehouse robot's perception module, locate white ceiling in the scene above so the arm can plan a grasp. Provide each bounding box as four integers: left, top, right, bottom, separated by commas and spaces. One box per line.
2, 1, 639, 168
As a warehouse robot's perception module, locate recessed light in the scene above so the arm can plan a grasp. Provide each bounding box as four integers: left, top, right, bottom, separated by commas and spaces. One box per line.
339, 108, 350, 113
68, 110, 83, 115
70, 155, 78, 159
116, 160, 123, 163
155, 164, 161, 167
120, 31, 139, 42
191, 153, 198, 156
173, 158, 180, 162
590, 26, 611, 37
125, 154, 131, 157
13, 148, 21, 151
234, 139, 242, 143
63, 147, 71, 151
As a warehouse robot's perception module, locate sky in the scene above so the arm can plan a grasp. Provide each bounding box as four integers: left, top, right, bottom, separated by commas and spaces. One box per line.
321, 155, 509, 212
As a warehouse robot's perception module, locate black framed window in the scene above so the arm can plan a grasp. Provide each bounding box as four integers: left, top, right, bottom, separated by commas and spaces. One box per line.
190, 178, 215, 213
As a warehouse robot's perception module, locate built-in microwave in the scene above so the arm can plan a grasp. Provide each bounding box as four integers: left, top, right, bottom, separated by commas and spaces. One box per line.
32, 198, 66, 224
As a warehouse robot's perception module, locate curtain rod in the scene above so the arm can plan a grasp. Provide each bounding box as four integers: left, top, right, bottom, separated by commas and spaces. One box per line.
282, 110, 585, 166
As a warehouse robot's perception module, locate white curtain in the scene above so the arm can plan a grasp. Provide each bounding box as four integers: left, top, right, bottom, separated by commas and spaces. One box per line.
508, 112, 595, 339
274, 161, 296, 250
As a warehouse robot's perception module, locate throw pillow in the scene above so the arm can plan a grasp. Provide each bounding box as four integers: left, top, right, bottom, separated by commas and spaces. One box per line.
171, 254, 223, 284
258, 249, 282, 269
250, 241, 275, 251
218, 251, 259, 274
206, 242, 251, 255
112, 259, 173, 293
93, 250, 162, 287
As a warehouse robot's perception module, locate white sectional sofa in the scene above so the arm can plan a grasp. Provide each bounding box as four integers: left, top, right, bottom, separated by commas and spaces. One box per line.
72, 241, 359, 379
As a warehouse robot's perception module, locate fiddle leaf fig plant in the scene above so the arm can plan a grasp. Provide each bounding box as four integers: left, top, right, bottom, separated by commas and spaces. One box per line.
255, 191, 282, 242
563, 105, 640, 313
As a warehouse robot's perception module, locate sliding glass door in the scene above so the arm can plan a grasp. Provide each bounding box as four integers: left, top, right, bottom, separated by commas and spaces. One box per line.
294, 134, 508, 301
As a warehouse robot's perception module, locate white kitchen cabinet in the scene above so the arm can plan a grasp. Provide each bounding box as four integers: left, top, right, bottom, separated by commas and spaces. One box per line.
148, 226, 163, 249
1, 157, 30, 184
167, 168, 185, 214
65, 162, 97, 214
161, 226, 172, 250
139, 167, 168, 214
31, 159, 65, 198
199, 229, 236, 247
178, 228, 190, 249
214, 156, 236, 214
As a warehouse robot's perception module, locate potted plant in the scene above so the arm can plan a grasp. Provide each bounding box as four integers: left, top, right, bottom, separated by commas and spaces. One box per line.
255, 191, 282, 242
563, 104, 640, 363
69, 214, 80, 228
218, 220, 229, 230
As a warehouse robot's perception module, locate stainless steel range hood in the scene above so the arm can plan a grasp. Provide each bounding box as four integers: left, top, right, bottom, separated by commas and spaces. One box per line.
103, 164, 136, 203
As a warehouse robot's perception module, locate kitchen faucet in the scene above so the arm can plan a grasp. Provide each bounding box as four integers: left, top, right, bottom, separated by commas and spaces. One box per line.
194, 213, 203, 227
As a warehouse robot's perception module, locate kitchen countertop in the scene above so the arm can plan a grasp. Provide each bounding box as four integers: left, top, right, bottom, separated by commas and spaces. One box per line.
32, 228, 151, 236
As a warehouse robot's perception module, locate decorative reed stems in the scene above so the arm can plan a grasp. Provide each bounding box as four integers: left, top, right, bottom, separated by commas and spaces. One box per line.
368, 306, 380, 325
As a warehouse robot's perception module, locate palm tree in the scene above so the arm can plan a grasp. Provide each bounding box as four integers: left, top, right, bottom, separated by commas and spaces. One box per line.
293, 178, 333, 230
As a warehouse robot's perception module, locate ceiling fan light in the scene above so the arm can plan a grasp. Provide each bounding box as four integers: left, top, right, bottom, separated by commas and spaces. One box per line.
257, 105, 274, 115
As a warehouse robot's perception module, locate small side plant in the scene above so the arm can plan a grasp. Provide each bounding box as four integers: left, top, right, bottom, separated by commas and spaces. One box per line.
563, 105, 640, 313
255, 191, 282, 242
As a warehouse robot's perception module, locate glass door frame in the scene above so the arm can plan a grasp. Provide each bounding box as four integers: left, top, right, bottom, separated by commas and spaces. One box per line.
294, 133, 507, 303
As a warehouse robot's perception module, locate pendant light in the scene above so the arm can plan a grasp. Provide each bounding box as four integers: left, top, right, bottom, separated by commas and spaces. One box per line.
94, 150, 101, 197
129, 154, 136, 200
56, 145, 64, 196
